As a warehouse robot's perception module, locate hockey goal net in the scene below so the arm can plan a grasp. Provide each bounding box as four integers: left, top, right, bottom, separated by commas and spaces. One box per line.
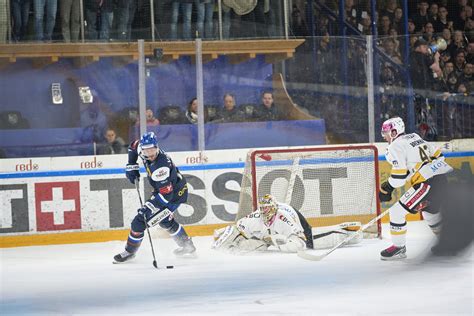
237, 145, 381, 236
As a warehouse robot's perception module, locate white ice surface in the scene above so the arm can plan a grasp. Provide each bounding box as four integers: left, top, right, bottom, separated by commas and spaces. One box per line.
1, 222, 472, 316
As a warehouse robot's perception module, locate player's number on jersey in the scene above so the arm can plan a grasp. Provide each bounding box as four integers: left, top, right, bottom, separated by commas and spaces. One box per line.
418, 145, 430, 163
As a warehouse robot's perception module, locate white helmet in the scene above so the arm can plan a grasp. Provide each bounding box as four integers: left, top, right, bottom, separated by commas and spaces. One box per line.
258, 194, 278, 226
381, 117, 405, 140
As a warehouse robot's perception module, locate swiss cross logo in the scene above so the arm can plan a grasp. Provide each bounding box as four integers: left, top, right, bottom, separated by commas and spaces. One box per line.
35, 182, 81, 231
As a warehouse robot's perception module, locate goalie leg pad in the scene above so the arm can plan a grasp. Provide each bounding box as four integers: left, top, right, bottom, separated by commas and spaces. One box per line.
312, 222, 363, 249
213, 226, 268, 253
212, 225, 244, 250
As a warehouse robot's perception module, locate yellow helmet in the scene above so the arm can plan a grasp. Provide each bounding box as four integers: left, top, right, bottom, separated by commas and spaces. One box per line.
258, 194, 277, 225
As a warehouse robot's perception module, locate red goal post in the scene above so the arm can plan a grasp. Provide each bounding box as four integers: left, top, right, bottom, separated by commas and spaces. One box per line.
237, 145, 382, 236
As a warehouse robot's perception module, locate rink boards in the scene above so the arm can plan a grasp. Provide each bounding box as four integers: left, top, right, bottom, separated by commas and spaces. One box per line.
1, 142, 473, 247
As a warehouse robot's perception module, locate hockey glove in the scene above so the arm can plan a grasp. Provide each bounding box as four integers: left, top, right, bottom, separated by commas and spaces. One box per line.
138, 206, 153, 223
125, 164, 140, 184
379, 181, 394, 202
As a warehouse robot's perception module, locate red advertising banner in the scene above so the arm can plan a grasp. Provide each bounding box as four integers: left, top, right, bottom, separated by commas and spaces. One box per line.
35, 182, 82, 231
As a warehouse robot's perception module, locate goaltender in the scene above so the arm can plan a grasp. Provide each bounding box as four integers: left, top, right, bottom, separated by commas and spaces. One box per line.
213, 194, 362, 253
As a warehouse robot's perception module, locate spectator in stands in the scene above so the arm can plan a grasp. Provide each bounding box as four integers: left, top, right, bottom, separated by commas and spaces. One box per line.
458, 62, 474, 93
466, 42, 474, 64
428, 3, 439, 24
185, 98, 199, 124
441, 28, 453, 48
0, 147, 6, 158
116, 0, 136, 41
453, 49, 467, 77
196, 0, 215, 39
253, 91, 281, 121
216, 93, 244, 123
359, 13, 372, 35
393, 7, 404, 34
142, 107, 160, 127
0, 111, 30, 129
343, 0, 357, 28
465, 16, 474, 42
412, 0, 429, 33
444, 61, 455, 79
33, 0, 57, 41
60, 0, 80, 42
446, 63, 461, 93
448, 30, 467, 59
97, 128, 126, 155
407, 18, 416, 35
381, 0, 398, 22
382, 38, 402, 64
291, 4, 308, 37
80, 104, 108, 143
222, 2, 234, 39
84, 0, 115, 41
409, 38, 443, 91
388, 28, 401, 53
230, 0, 268, 39
422, 22, 435, 43
378, 15, 392, 36
433, 6, 450, 33
440, 49, 453, 68
11, 0, 32, 42
453, 5, 471, 31
170, 0, 193, 40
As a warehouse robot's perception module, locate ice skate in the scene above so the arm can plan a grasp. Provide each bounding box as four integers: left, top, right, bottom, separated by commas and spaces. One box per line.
173, 238, 197, 258
113, 250, 136, 264
381, 245, 407, 261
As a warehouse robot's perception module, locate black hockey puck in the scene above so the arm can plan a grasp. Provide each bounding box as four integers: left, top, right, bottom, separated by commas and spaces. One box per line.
166, 265, 174, 269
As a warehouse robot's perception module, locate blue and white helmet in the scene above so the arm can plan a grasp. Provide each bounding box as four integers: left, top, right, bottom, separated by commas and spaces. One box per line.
139, 132, 159, 159
139, 132, 158, 149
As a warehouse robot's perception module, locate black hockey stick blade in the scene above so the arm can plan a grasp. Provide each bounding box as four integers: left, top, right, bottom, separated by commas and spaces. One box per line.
153, 260, 158, 268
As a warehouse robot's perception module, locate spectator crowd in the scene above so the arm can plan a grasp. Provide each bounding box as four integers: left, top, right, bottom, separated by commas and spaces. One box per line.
1, 0, 281, 43
1, 0, 473, 147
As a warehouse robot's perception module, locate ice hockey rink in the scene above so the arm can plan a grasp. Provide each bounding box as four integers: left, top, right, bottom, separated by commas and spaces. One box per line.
1, 221, 472, 316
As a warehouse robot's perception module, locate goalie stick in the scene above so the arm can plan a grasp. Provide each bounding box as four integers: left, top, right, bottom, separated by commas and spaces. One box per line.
135, 180, 174, 270
297, 208, 390, 261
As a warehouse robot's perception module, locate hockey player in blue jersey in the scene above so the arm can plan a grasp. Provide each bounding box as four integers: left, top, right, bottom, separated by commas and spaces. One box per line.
114, 132, 196, 263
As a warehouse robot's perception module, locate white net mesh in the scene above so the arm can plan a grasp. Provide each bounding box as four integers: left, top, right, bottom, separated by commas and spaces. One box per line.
237, 146, 380, 233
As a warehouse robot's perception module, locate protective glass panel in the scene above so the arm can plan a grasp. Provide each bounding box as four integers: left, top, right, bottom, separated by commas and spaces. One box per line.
0, 42, 139, 158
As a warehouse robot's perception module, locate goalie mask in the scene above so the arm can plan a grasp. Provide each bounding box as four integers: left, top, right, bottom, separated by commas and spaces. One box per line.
139, 132, 159, 161
381, 117, 405, 143
258, 194, 277, 226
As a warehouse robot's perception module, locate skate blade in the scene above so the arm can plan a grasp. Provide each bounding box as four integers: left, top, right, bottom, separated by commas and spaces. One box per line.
380, 253, 407, 261
175, 252, 197, 259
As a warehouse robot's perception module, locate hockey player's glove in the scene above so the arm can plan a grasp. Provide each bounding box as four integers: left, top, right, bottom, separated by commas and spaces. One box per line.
137, 206, 154, 223
379, 181, 394, 202
125, 164, 140, 184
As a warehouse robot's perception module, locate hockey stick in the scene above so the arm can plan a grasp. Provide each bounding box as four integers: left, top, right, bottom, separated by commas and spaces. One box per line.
134, 180, 173, 270
297, 208, 390, 261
